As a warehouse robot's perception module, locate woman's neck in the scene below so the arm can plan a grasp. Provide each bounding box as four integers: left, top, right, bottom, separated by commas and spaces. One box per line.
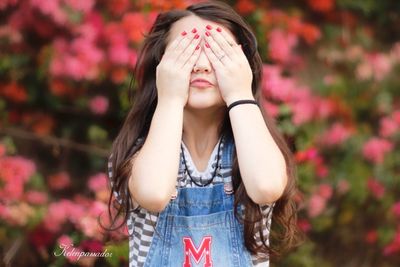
182, 107, 225, 166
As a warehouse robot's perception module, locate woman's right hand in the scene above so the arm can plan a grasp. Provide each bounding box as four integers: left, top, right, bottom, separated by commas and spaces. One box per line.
156, 29, 202, 106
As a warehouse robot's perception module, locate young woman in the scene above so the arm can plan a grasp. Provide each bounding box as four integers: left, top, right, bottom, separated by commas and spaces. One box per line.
107, 1, 301, 266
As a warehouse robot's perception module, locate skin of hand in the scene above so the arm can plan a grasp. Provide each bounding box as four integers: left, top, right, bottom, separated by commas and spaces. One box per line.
156, 29, 202, 106
202, 25, 255, 105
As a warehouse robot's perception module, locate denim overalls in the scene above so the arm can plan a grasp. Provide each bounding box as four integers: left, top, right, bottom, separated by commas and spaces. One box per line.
143, 138, 254, 267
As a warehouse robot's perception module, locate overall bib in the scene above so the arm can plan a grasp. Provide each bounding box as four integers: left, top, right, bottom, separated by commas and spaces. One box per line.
143, 139, 254, 267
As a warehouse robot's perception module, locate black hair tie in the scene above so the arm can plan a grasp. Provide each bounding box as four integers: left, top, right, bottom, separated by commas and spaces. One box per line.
227, 99, 258, 113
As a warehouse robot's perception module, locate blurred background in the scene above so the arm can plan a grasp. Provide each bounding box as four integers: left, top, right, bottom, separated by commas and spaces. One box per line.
0, 0, 399, 266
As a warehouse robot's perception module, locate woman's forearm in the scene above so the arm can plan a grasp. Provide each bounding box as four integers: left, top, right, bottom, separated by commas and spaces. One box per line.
228, 97, 287, 205
129, 98, 184, 212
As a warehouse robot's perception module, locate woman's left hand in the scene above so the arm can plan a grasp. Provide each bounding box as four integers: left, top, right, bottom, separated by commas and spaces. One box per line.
203, 26, 254, 105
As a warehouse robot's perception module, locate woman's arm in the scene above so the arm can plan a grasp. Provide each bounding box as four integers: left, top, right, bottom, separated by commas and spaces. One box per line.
228, 94, 287, 205
128, 30, 201, 212
129, 99, 184, 212
203, 27, 287, 205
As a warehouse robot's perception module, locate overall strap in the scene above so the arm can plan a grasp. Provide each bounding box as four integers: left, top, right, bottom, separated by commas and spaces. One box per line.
221, 136, 235, 194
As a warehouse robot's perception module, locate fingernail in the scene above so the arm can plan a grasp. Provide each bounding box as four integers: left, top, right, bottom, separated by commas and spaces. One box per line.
206, 25, 212, 30
191, 28, 197, 33
205, 42, 210, 48
181, 31, 187, 36
194, 34, 200, 39
205, 31, 211, 37
195, 45, 200, 50
216, 27, 222, 32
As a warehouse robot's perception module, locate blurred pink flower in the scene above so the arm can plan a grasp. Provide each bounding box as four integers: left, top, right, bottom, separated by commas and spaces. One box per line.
268, 29, 298, 64
0, 156, 36, 200
365, 230, 378, 244
383, 230, 400, 256
308, 194, 326, 218
48, 172, 71, 190
80, 239, 103, 253
392, 202, 400, 218
356, 53, 392, 81
44, 199, 85, 232
25, 190, 48, 205
362, 137, 393, 164
50, 36, 104, 81
109, 43, 131, 65
307, 0, 334, 12
0, 156, 36, 182
0, 0, 17, 10
379, 116, 399, 138
318, 184, 333, 199
88, 173, 107, 192
390, 42, 400, 63
337, 179, 350, 194
393, 111, 400, 124
89, 96, 109, 115
295, 147, 318, 163
30, 0, 67, 25
262, 100, 279, 118
367, 178, 385, 199
0, 143, 5, 156
297, 219, 311, 233
319, 122, 352, 146
64, 0, 95, 13
122, 12, 156, 43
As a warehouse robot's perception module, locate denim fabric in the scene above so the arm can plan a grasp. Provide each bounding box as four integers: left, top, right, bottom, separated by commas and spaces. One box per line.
143, 139, 253, 267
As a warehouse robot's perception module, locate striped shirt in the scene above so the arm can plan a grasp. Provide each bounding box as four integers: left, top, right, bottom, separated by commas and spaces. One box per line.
108, 138, 273, 267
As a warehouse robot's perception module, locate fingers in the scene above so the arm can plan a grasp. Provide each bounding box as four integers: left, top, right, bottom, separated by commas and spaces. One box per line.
204, 25, 237, 60
182, 43, 202, 71
176, 32, 202, 68
163, 28, 198, 61
203, 41, 224, 70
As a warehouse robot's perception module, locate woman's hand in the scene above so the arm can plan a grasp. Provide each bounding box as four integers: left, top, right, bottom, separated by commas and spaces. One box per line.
156, 30, 202, 106
203, 26, 254, 105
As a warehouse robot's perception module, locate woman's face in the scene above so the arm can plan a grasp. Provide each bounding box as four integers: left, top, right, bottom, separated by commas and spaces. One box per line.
166, 15, 238, 110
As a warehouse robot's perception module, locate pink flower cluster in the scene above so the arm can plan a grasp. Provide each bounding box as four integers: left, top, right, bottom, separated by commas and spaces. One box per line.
367, 178, 385, 199
89, 96, 109, 115
43, 197, 109, 239
318, 122, 354, 146
362, 137, 394, 164
295, 147, 329, 178
0, 156, 36, 201
262, 64, 334, 125
308, 184, 333, 217
379, 110, 400, 138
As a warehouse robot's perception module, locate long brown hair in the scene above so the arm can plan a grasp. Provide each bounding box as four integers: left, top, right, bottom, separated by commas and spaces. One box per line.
107, 0, 302, 260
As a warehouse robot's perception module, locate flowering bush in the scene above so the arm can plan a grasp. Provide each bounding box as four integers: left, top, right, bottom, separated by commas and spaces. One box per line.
0, 0, 399, 266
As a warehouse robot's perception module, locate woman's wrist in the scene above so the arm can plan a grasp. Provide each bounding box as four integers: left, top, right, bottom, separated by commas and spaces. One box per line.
224, 91, 255, 106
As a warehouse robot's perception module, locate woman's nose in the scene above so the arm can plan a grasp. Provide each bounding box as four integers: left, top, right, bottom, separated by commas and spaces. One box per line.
193, 46, 212, 73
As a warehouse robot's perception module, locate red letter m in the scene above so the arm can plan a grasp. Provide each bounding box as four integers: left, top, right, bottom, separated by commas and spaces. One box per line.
182, 236, 212, 267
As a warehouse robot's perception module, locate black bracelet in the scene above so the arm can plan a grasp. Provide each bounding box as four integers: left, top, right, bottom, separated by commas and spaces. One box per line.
227, 99, 258, 112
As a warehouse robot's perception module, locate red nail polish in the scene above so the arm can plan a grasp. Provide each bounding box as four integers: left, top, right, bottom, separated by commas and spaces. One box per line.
206, 25, 212, 30
194, 34, 200, 39
195, 45, 200, 50
205, 42, 210, 48
205, 31, 211, 37
216, 27, 222, 32
181, 31, 187, 36
191, 28, 197, 33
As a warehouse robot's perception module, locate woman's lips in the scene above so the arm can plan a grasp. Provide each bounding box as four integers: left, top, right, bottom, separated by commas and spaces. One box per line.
190, 79, 213, 89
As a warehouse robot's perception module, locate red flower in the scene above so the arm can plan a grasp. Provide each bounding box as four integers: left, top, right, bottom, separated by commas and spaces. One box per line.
365, 230, 378, 244
0, 82, 28, 103
235, 0, 256, 15
367, 178, 385, 199
307, 0, 335, 13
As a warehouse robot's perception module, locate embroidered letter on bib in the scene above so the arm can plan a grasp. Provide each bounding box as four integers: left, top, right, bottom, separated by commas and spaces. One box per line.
182, 236, 212, 267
